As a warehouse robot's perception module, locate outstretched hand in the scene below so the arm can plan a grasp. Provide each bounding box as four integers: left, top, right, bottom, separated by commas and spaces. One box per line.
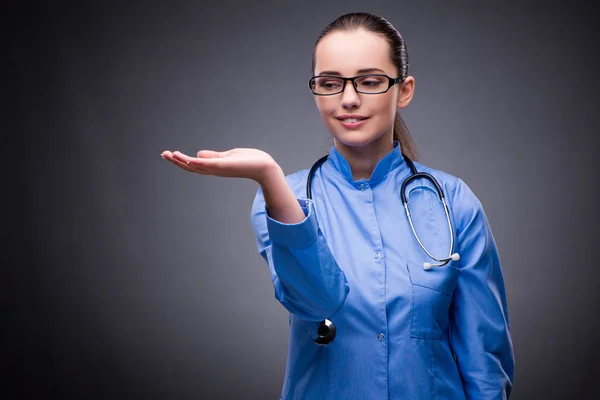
161, 148, 280, 184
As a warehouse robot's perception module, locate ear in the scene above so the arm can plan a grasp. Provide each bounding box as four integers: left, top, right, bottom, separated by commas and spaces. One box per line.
396, 76, 415, 109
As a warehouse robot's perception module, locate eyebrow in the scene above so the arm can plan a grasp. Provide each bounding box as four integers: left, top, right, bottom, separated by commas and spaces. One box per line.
316, 68, 386, 76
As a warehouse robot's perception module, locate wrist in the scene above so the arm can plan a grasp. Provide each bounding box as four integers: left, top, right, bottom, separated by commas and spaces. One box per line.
258, 161, 284, 187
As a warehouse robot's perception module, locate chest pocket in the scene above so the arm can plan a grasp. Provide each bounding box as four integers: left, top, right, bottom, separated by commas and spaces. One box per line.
405, 260, 461, 340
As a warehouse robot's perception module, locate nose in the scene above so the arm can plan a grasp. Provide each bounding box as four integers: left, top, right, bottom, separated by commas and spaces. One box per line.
340, 80, 360, 109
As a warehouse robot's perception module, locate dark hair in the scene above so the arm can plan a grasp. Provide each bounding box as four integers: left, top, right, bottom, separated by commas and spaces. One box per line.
312, 12, 419, 161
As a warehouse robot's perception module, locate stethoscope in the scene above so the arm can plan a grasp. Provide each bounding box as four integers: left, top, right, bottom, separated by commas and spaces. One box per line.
306, 152, 460, 346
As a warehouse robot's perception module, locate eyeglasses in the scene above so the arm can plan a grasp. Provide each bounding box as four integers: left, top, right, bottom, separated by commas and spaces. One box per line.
309, 74, 404, 96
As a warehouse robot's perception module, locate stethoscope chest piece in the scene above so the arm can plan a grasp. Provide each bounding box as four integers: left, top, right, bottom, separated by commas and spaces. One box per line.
309, 319, 336, 345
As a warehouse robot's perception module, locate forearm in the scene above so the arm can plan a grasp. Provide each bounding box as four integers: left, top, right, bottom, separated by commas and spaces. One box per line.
259, 163, 306, 224
251, 168, 350, 321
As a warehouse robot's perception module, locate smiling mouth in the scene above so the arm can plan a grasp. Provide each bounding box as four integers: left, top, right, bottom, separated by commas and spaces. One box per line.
340, 118, 366, 123
337, 115, 370, 123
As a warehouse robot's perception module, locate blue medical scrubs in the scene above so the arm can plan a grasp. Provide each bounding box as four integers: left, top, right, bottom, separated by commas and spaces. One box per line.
250, 141, 514, 399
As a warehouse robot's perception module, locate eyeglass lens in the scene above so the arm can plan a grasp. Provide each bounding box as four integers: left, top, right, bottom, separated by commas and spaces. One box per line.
312, 75, 390, 95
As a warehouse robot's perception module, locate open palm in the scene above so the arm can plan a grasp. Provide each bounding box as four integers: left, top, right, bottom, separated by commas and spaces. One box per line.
161, 148, 278, 183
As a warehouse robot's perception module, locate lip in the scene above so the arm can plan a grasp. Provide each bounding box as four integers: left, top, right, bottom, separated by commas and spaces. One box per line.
337, 114, 369, 120
336, 115, 369, 129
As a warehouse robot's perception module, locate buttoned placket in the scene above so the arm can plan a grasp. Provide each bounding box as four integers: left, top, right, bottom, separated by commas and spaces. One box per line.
356, 179, 389, 397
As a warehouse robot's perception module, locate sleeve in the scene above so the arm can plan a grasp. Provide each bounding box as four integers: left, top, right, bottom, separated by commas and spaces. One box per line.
448, 179, 515, 399
250, 185, 350, 322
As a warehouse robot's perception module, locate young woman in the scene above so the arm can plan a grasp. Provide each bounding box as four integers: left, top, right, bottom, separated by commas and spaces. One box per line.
162, 12, 514, 400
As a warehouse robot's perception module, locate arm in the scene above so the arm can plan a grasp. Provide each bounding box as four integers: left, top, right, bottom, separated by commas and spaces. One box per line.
449, 179, 515, 399
160, 147, 349, 321
250, 169, 349, 322
258, 162, 306, 224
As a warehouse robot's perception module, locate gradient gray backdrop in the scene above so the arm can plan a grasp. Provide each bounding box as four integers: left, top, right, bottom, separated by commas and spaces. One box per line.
5, 1, 600, 399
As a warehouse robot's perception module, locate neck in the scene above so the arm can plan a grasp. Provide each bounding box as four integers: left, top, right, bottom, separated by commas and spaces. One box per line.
334, 135, 394, 181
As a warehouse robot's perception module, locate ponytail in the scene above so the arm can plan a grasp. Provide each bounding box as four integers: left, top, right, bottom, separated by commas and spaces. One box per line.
392, 111, 419, 161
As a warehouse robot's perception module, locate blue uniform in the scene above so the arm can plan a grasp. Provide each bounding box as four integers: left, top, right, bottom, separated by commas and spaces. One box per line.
250, 141, 514, 399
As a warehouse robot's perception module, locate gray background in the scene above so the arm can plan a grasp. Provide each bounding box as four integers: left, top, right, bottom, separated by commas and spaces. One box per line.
5, 0, 599, 398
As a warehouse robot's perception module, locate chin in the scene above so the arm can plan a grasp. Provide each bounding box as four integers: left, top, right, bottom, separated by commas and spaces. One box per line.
331, 130, 385, 148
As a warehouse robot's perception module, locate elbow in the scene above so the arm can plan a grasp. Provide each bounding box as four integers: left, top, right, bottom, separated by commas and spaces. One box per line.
275, 278, 350, 322
316, 280, 350, 320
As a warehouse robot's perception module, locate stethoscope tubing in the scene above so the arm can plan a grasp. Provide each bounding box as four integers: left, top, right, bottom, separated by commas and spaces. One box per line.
304, 151, 458, 345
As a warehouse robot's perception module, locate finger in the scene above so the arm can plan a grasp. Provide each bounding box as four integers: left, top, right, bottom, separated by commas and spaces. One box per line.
171, 151, 223, 170
169, 158, 198, 173
197, 150, 229, 158
164, 150, 225, 176
172, 151, 196, 163
162, 152, 199, 173
185, 157, 224, 167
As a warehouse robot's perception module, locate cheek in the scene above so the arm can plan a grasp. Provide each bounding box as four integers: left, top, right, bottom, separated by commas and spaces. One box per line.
315, 99, 338, 128
370, 96, 398, 132
373, 101, 398, 131
315, 98, 335, 116
374, 93, 398, 115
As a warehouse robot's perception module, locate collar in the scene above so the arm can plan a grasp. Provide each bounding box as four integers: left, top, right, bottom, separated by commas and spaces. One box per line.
327, 140, 408, 185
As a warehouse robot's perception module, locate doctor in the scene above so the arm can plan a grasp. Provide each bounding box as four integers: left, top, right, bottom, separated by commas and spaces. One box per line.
162, 12, 514, 399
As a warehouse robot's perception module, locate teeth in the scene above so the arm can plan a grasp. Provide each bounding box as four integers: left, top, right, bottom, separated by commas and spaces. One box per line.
342, 118, 363, 123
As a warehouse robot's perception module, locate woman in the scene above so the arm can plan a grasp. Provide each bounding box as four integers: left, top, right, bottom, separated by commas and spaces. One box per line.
162, 12, 514, 400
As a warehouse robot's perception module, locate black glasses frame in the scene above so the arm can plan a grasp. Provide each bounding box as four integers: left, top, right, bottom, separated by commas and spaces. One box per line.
309, 74, 405, 96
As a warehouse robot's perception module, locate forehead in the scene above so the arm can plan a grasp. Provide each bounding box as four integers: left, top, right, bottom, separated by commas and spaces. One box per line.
314, 29, 395, 75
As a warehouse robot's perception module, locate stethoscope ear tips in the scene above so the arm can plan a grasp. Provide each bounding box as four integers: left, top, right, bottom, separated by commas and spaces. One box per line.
423, 253, 461, 270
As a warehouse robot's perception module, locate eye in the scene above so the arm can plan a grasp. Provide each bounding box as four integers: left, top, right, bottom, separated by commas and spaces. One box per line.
319, 80, 342, 89
357, 75, 386, 86
361, 80, 383, 87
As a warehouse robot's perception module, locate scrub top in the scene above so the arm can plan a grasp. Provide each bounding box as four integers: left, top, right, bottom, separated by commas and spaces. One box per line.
250, 141, 514, 399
